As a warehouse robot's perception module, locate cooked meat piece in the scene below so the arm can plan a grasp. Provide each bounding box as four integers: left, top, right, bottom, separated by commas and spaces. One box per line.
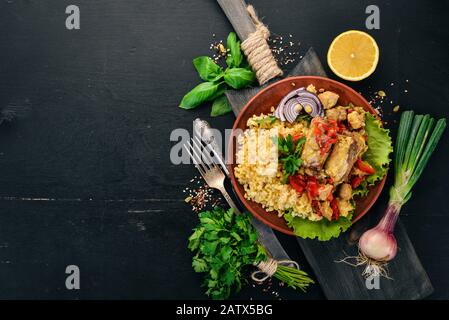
326, 106, 347, 122
324, 135, 356, 184
336, 199, 353, 217
302, 118, 332, 169
306, 84, 317, 94
339, 183, 352, 200
348, 111, 365, 129
318, 91, 339, 109
318, 184, 333, 201
347, 131, 368, 158
326, 131, 367, 184
319, 201, 333, 221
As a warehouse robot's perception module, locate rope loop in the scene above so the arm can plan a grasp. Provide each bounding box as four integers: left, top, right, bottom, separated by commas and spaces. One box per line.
241, 5, 283, 85
251, 258, 299, 283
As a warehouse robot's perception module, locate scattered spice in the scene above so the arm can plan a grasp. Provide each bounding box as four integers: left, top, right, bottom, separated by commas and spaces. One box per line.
268, 34, 301, 67
209, 34, 227, 64
377, 90, 386, 97
183, 176, 221, 212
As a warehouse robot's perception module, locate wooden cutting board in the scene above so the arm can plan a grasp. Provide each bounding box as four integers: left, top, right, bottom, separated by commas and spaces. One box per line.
226, 47, 433, 299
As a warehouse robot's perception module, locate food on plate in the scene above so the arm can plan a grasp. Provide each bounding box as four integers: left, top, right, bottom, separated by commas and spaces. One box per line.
327, 30, 379, 81
234, 85, 392, 240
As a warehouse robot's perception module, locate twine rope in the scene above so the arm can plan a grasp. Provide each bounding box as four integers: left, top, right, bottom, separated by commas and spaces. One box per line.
251, 257, 299, 283
241, 5, 283, 85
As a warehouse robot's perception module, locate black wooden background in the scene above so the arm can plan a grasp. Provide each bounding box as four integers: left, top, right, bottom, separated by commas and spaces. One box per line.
0, 0, 447, 299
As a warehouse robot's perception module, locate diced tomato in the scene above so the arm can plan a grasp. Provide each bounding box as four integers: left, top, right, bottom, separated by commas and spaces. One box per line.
356, 159, 376, 175
347, 108, 354, 114
330, 199, 340, 220
351, 176, 365, 188
306, 176, 320, 199
311, 200, 322, 216
292, 133, 304, 142
289, 175, 306, 194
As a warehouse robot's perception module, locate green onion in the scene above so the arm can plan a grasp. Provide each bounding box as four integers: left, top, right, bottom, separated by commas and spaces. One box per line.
359, 111, 446, 262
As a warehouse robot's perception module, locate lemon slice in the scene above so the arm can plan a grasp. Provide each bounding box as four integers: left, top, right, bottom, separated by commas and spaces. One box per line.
327, 30, 379, 81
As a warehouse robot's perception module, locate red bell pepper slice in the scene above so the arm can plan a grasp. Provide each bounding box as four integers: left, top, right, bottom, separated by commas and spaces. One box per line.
351, 176, 365, 188
356, 159, 376, 175
306, 176, 320, 199
289, 175, 305, 194
330, 199, 340, 220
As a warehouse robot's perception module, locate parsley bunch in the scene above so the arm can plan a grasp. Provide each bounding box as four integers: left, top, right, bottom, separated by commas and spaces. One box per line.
188, 207, 266, 299
277, 134, 306, 181
188, 207, 314, 299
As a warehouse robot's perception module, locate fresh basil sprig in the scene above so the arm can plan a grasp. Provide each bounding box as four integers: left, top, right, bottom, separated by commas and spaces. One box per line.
179, 32, 255, 116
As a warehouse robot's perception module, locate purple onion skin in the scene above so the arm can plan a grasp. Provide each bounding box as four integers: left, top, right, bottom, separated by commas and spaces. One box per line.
358, 202, 400, 262
275, 88, 324, 122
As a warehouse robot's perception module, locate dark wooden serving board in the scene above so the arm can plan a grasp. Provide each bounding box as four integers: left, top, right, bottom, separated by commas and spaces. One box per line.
226, 48, 433, 300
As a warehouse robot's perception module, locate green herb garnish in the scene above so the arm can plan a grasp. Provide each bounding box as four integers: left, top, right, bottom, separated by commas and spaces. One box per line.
254, 115, 277, 126
276, 134, 306, 181
296, 114, 312, 123
179, 32, 255, 116
188, 207, 314, 299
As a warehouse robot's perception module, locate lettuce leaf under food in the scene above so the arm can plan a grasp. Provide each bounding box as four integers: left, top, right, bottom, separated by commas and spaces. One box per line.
284, 212, 353, 241
363, 113, 393, 185
352, 180, 369, 197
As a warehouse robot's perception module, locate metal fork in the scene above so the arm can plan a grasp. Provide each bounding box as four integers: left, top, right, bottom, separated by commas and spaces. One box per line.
184, 136, 241, 214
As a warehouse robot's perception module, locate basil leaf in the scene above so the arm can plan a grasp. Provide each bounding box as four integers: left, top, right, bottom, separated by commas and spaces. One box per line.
179, 82, 224, 109
210, 95, 232, 117
193, 56, 224, 82
226, 32, 243, 68
224, 68, 255, 89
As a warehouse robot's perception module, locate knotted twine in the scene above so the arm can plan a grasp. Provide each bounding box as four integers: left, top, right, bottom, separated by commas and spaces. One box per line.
251, 257, 300, 283
241, 5, 283, 85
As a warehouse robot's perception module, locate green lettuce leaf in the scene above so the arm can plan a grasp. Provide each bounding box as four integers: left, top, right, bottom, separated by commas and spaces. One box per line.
284, 212, 353, 241
362, 113, 393, 185
352, 180, 369, 197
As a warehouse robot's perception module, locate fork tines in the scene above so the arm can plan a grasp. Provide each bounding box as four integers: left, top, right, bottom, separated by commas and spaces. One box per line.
183, 137, 220, 178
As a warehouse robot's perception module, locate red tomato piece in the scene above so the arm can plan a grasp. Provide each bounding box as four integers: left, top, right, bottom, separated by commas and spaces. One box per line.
351, 176, 365, 188
289, 175, 305, 194
356, 159, 376, 175
330, 199, 340, 220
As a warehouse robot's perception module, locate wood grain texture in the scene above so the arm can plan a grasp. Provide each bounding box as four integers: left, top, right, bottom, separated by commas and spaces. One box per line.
0, 0, 447, 299
217, 0, 256, 40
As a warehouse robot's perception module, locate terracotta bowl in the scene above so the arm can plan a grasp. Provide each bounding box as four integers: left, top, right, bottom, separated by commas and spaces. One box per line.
228, 76, 386, 236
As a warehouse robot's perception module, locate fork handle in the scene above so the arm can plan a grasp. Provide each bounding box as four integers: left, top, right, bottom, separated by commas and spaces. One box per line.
217, 186, 242, 215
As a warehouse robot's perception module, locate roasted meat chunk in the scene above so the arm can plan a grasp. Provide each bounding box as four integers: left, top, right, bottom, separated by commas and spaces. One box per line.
326, 106, 347, 122
338, 183, 352, 200
302, 118, 334, 169
318, 91, 339, 109
324, 135, 356, 184
348, 110, 365, 129
324, 132, 367, 184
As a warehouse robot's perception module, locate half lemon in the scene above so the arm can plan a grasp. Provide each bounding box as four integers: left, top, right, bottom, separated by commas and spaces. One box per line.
327, 30, 379, 81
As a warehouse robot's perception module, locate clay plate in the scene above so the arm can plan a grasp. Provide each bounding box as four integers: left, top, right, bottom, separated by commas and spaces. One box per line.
228, 76, 386, 236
